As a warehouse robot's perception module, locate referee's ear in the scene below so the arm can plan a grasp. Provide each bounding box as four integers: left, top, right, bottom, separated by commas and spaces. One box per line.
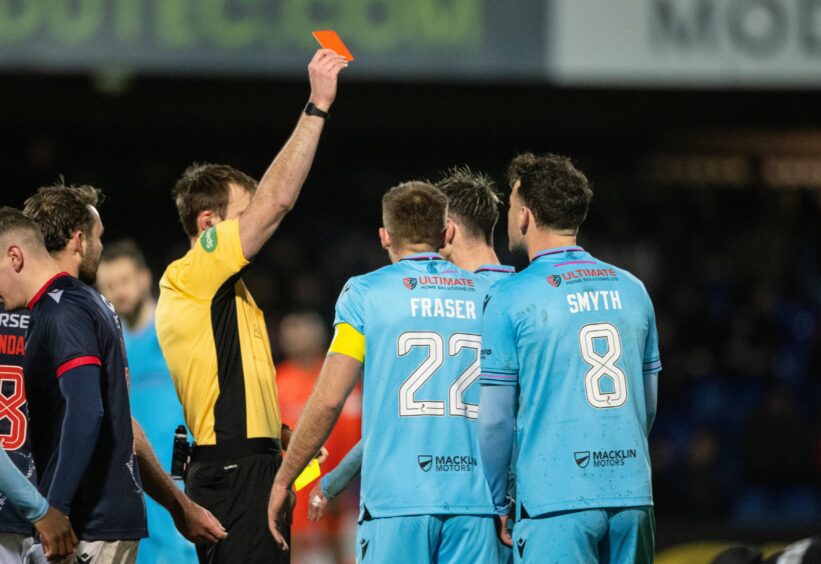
196, 210, 220, 236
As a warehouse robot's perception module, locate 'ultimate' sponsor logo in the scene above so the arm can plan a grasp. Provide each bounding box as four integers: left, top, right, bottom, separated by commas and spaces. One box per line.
418, 454, 478, 472
547, 274, 562, 287
401, 275, 476, 292
561, 268, 619, 286
575, 449, 637, 468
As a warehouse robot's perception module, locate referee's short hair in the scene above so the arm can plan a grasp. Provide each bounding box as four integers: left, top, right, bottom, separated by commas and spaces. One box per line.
173, 163, 258, 239
436, 166, 501, 245
506, 153, 593, 233
23, 184, 102, 253
382, 181, 448, 249
0, 207, 46, 251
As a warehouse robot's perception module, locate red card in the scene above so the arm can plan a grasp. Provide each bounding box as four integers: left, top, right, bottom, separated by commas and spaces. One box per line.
312, 30, 355, 62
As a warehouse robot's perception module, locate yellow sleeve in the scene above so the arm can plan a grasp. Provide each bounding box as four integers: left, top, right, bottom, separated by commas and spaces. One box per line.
176, 219, 249, 299
328, 323, 365, 363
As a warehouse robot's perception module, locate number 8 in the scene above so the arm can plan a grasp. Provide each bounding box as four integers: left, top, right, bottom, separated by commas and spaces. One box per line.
579, 323, 627, 409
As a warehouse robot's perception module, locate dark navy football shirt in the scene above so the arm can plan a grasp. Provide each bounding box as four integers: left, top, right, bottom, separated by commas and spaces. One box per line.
23, 273, 147, 540
0, 305, 37, 535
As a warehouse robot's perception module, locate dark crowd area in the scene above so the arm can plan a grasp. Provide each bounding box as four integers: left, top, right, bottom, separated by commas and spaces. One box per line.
2, 75, 820, 543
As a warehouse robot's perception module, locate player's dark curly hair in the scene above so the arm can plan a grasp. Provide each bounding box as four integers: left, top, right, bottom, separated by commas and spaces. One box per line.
506, 153, 593, 232
382, 181, 448, 248
435, 166, 501, 245
23, 183, 103, 253
173, 163, 258, 239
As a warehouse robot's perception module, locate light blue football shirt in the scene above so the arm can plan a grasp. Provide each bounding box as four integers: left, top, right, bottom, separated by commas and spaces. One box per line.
334, 253, 497, 518
480, 246, 660, 517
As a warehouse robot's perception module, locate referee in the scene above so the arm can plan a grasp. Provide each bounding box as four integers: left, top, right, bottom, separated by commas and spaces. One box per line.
156, 49, 346, 564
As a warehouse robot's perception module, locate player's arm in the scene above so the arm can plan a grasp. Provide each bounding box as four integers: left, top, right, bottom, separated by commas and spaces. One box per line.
268, 352, 362, 551
132, 419, 227, 544
642, 297, 662, 432
322, 439, 362, 500
479, 385, 516, 518
237, 49, 347, 260
307, 439, 363, 522
48, 364, 104, 514
477, 288, 519, 547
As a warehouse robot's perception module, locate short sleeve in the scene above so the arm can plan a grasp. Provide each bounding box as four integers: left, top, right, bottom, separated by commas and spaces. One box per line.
642, 302, 662, 375
479, 288, 519, 386
46, 304, 102, 378
175, 220, 249, 299
333, 278, 365, 334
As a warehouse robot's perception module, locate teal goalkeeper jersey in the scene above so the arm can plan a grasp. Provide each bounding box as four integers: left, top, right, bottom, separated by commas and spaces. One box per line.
333, 253, 496, 518
480, 246, 661, 517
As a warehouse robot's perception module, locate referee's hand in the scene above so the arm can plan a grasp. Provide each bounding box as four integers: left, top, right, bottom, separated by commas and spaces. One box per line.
267, 483, 295, 552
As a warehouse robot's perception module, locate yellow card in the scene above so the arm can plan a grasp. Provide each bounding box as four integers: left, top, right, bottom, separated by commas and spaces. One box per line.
294, 458, 321, 491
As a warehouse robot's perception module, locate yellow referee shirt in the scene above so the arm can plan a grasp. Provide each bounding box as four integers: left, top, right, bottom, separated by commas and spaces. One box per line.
156, 219, 281, 446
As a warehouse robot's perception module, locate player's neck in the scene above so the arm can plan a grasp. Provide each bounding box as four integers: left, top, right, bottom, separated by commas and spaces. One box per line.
50, 249, 79, 278
391, 245, 440, 263
450, 241, 500, 272
24, 258, 63, 306
526, 231, 578, 262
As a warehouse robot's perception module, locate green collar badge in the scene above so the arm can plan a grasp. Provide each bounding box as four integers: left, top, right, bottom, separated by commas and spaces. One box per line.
200, 226, 218, 253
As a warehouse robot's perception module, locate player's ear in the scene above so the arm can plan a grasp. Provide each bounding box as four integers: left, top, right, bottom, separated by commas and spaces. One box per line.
7, 245, 24, 273
196, 210, 218, 235
378, 227, 391, 250
444, 219, 456, 247
71, 229, 84, 254
519, 206, 531, 235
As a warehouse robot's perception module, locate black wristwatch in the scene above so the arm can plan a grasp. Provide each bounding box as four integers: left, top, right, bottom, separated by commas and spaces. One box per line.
304, 101, 330, 120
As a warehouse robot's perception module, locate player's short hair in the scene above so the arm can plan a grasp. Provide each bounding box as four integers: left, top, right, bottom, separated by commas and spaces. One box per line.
0, 206, 46, 250
382, 181, 448, 249
100, 238, 147, 269
506, 153, 593, 232
23, 184, 103, 253
173, 163, 258, 238
435, 166, 501, 244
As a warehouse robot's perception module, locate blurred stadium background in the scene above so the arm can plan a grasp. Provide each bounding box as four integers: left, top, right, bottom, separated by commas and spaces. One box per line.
2, 1, 820, 562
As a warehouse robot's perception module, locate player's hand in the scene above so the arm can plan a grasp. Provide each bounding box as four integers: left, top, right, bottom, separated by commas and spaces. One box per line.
316, 446, 329, 465
307, 482, 329, 522
268, 483, 296, 552
33, 506, 78, 561
496, 514, 513, 547
308, 48, 348, 111
173, 498, 228, 544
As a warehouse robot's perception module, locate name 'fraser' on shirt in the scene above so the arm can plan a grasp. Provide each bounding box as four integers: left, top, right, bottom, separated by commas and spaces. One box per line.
410, 298, 477, 319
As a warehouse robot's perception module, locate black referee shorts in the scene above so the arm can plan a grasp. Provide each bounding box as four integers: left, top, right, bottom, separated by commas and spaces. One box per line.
185, 438, 290, 564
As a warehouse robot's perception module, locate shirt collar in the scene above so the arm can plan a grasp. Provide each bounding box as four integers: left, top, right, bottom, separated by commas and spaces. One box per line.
399, 252, 444, 262
28, 272, 70, 310
474, 264, 516, 274
532, 246, 586, 261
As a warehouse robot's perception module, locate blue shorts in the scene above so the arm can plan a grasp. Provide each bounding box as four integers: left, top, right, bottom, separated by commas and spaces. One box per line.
356, 514, 501, 563
512, 506, 654, 564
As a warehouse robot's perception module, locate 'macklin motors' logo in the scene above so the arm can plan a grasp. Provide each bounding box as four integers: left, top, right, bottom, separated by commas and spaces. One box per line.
547, 274, 562, 288
418, 455, 433, 472
574, 451, 591, 468
403, 278, 418, 290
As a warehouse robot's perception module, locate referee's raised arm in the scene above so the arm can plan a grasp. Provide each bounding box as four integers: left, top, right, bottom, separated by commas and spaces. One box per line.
238, 48, 347, 260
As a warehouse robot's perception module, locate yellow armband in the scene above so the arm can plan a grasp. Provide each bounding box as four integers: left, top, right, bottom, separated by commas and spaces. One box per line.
328, 323, 365, 363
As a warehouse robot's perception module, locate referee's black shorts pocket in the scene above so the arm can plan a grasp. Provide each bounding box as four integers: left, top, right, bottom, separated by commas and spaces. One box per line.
185, 461, 230, 509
